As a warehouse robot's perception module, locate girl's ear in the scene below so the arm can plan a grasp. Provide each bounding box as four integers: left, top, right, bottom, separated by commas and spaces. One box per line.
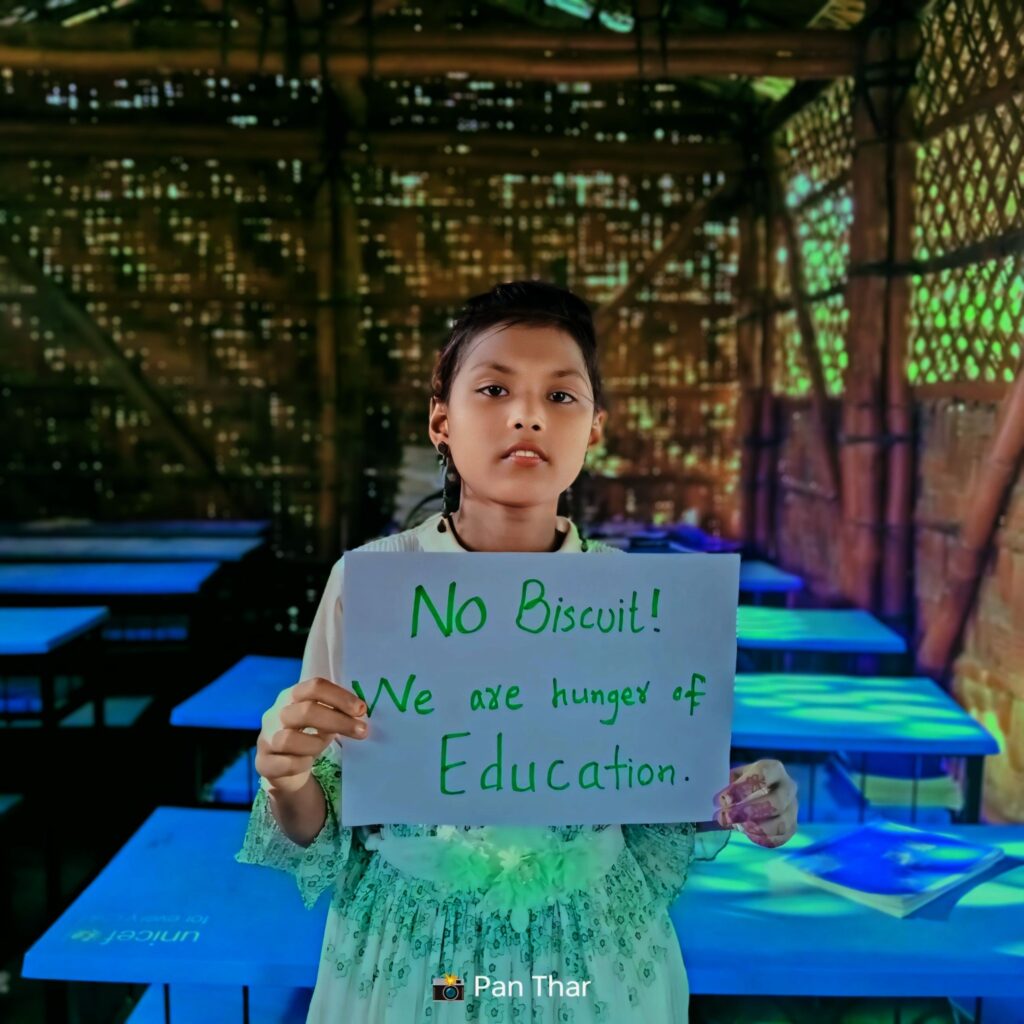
588, 408, 607, 449
428, 396, 449, 447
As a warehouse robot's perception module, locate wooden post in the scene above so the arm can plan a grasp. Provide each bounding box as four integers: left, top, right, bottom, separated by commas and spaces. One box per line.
736, 203, 762, 549
840, 9, 919, 614
755, 202, 779, 559
881, 14, 920, 624
314, 74, 368, 560
839, 44, 886, 610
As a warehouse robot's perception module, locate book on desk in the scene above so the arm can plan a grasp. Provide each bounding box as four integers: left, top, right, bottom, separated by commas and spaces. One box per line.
776, 820, 1004, 917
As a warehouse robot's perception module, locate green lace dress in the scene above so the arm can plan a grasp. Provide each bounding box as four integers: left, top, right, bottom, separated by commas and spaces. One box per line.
236, 512, 731, 1023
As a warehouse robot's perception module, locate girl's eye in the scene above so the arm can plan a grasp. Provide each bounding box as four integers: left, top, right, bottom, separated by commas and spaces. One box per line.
477, 385, 577, 404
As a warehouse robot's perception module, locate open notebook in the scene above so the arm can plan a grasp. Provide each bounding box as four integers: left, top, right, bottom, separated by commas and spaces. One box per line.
778, 820, 1004, 917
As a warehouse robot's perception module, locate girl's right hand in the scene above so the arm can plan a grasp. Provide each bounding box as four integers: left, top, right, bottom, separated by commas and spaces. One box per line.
255, 676, 369, 794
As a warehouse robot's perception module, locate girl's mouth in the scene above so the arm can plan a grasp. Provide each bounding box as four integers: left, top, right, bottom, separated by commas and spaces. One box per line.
503, 450, 547, 467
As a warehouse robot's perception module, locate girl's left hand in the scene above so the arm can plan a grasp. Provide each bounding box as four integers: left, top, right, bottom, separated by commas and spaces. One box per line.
712, 759, 798, 848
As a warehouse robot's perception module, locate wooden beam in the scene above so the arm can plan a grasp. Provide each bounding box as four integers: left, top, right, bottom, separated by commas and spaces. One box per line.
0, 122, 742, 174
0, 24, 859, 79
0, 240, 231, 502
335, 0, 404, 25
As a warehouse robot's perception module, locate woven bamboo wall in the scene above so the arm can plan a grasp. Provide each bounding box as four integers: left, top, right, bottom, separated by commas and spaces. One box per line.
0, 6, 743, 608
911, 0, 1024, 821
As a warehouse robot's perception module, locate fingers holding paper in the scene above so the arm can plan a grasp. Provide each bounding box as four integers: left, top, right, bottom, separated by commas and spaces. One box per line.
712, 758, 799, 848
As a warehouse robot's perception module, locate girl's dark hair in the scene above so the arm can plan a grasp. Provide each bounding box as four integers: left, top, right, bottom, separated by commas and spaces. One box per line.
430, 280, 606, 412
428, 280, 605, 529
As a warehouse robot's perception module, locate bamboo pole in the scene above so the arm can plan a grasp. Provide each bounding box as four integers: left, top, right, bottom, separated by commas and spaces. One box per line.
917, 368, 1024, 676
773, 174, 841, 503
594, 180, 731, 338
880, 15, 920, 623
838, 65, 887, 609
737, 203, 761, 548
754, 204, 779, 558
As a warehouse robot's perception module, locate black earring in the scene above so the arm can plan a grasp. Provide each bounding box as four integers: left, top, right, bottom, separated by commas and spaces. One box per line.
436, 442, 458, 532
562, 481, 589, 551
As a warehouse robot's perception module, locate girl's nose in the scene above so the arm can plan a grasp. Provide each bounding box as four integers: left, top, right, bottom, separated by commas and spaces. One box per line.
507, 396, 545, 430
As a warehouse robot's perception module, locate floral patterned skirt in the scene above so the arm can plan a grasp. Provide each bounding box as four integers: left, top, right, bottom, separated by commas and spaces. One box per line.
305, 838, 692, 1023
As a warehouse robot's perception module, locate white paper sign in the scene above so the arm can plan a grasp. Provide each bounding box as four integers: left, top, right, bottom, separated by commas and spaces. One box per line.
340, 551, 738, 825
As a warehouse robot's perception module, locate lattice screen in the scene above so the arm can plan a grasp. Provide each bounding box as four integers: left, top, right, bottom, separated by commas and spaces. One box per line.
771, 76, 854, 398
910, 0, 1024, 388
0, 60, 740, 558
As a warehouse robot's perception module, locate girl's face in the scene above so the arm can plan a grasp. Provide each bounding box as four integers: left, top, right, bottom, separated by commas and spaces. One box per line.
428, 323, 606, 511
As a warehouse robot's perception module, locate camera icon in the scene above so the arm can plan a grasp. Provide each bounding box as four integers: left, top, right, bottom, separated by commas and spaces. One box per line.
432, 973, 465, 1001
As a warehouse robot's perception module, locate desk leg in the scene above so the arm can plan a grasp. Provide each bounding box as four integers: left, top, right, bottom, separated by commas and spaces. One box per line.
41, 668, 56, 731
963, 756, 984, 823
858, 753, 867, 824
164, 981, 171, 1024
41, 672, 63, 918
911, 754, 920, 825
243, 984, 251, 1024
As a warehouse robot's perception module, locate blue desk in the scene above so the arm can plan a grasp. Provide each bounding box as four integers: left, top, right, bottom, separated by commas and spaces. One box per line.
1, 519, 271, 538
21, 808, 326, 997
171, 656, 302, 804
171, 656, 302, 731
0, 537, 264, 563
0, 607, 109, 725
206, 747, 259, 806
0, 562, 221, 597
733, 673, 998, 822
22, 809, 1024, 1015
738, 560, 804, 599
674, 824, 1024, 1001
0, 607, 109, 655
1, 610, 110, 914
626, 532, 743, 554
737, 607, 907, 654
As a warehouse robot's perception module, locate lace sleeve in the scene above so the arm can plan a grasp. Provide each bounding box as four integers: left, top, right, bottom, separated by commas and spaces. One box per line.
235, 743, 357, 910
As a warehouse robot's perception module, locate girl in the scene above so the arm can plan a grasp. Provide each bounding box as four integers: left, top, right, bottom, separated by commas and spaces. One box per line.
236, 280, 799, 1023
